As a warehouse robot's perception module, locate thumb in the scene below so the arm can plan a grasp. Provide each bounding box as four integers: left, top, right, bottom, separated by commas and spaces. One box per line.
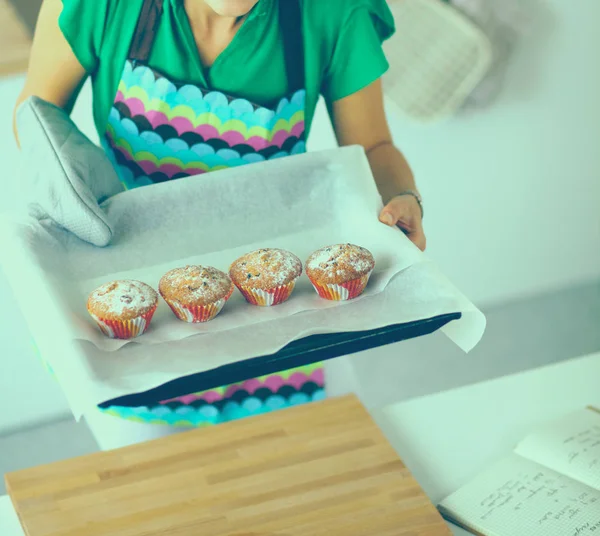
379, 207, 397, 226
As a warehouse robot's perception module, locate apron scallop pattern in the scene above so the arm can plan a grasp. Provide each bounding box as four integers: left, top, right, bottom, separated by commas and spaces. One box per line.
106, 61, 307, 189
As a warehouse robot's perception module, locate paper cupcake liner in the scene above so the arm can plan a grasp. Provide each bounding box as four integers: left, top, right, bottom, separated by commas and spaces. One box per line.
164, 294, 230, 323
90, 305, 157, 339
310, 272, 372, 301
237, 279, 297, 307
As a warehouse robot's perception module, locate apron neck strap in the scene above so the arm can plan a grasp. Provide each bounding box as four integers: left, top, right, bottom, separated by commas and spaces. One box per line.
129, 0, 165, 62
279, 0, 305, 92
128, 0, 305, 91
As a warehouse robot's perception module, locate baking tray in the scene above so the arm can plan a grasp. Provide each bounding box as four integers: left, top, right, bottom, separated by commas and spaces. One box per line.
99, 312, 461, 407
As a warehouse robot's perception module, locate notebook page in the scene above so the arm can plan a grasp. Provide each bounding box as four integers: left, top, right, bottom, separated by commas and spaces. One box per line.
515, 408, 600, 491
438, 454, 600, 536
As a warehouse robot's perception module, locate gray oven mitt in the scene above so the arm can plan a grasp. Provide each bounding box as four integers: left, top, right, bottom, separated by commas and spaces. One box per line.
16, 96, 124, 247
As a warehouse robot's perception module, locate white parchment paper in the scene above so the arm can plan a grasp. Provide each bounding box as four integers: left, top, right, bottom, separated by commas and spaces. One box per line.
0, 147, 485, 418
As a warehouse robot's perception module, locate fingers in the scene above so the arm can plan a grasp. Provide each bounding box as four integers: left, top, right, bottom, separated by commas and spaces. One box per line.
378, 202, 409, 229
378, 199, 427, 251
379, 199, 403, 226
411, 229, 427, 251
379, 211, 396, 226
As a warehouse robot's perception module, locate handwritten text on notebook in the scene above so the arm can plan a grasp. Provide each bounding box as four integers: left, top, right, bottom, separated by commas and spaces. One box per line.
440, 410, 600, 536
439, 455, 600, 536
479, 469, 598, 529
564, 424, 600, 470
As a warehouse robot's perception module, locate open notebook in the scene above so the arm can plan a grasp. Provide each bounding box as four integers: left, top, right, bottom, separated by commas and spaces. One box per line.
439, 407, 600, 536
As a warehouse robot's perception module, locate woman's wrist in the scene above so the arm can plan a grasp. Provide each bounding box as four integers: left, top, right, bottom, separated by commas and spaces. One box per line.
393, 190, 423, 218
366, 142, 419, 204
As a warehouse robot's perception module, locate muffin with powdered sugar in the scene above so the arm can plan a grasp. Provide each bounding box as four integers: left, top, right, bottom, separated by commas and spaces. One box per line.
87, 280, 158, 339
159, 265, 234, 323
229, 248, 302, 306
306, 244, 375, 301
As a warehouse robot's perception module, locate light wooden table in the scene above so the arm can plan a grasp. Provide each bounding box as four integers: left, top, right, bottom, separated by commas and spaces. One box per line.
3, 351, 600, 535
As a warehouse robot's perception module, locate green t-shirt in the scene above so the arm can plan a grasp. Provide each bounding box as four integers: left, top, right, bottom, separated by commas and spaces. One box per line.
59, 0, 395, 141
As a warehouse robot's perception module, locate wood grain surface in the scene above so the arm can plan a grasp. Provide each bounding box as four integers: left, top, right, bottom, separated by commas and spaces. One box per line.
6, 396, 451, 536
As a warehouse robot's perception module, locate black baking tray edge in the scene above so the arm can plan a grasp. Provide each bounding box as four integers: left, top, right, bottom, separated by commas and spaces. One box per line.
99, 312, 462, 408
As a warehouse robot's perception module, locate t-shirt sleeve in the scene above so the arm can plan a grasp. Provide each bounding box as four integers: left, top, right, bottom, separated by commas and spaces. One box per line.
59, 0, 113, 73
321, 0, 395, 103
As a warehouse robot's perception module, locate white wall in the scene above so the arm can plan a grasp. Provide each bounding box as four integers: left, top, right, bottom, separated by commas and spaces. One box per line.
395, 0, 600, 304
310, 0, 600, 305
1, 0, 599, 434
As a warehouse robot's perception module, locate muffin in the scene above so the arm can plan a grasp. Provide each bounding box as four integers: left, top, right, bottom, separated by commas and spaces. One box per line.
87, 280, 158, 339
159, 265, 234, 323
306, 244, 375, 301
229, 248, 302, 306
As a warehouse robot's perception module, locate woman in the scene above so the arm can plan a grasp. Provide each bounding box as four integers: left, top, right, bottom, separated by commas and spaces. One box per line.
14, 0, 426, 449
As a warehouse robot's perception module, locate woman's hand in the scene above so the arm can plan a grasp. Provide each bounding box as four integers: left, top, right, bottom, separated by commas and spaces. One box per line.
379, 194, 426, 251
329, 79, 427, 251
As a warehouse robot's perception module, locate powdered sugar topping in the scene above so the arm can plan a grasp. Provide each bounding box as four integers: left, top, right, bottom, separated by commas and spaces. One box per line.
88, 280, 157, 318
159, 266, 233, 306
306, 244, 375, 284
230, 249, 302, 289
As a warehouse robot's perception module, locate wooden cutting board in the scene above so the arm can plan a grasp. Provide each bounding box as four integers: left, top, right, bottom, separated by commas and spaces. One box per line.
6, 396, 451, 536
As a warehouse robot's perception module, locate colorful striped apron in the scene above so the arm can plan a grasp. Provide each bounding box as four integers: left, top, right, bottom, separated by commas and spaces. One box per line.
98, 0, 325, 426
